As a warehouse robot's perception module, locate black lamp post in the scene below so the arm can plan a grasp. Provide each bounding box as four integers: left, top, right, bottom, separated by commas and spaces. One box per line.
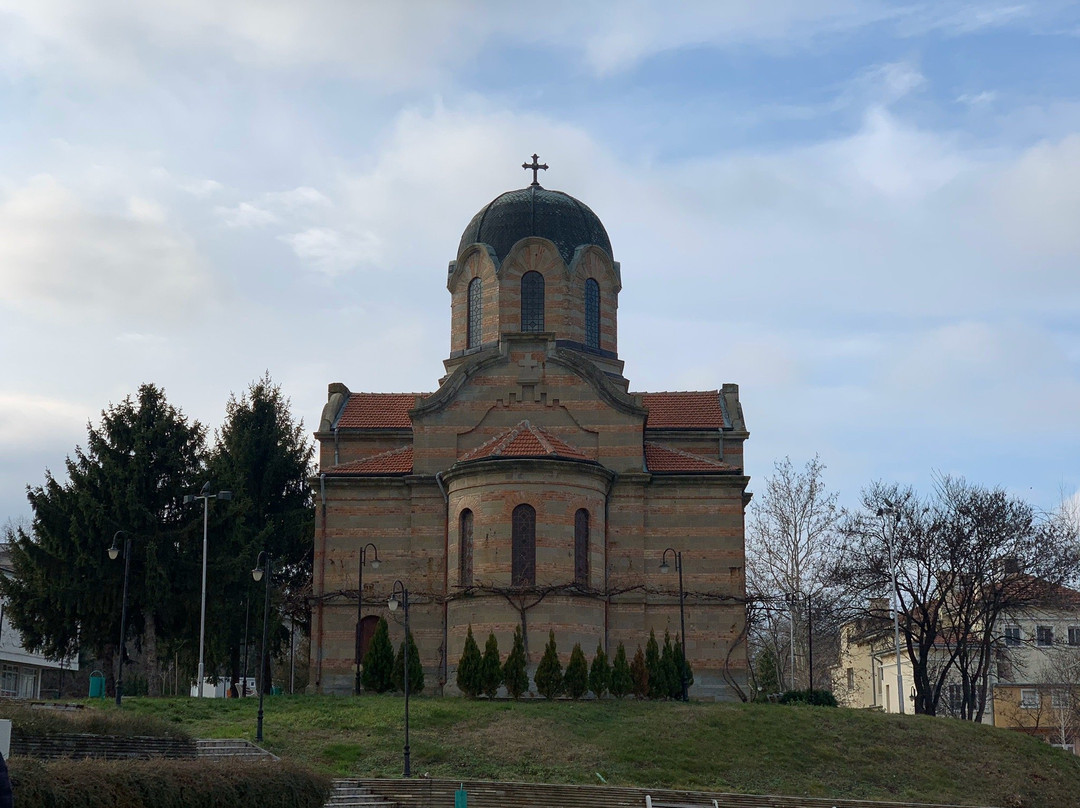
251, 551, 272, 743
660, 547, 689, 702
356, 542, 381, 695
107, 530, 135, 706
388, 580, 411, 777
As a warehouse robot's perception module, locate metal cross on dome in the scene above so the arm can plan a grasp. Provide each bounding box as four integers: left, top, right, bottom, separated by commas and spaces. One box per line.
522, 154, 548, 186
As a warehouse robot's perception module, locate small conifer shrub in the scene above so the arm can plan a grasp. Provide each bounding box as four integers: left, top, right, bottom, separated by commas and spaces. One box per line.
589, 643, 611, 698
534, 630, 564, 699
502, 626, 530, 699
456, 625, 482, 698
564, 642, 589, 699
480, 632, 503, 698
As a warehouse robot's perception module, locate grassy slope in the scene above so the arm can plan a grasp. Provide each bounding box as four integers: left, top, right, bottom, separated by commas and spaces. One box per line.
113, 695, 1080, 808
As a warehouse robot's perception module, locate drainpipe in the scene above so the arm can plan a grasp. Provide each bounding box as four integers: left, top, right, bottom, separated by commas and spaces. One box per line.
435, 471, 449, 691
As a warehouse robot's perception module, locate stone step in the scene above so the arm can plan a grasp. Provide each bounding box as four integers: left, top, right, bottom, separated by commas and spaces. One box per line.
195, 738, 278, 760
325, 780, 398, 808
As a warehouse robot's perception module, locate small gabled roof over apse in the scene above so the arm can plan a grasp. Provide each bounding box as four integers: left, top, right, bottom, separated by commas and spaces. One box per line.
458, 420, 593, 464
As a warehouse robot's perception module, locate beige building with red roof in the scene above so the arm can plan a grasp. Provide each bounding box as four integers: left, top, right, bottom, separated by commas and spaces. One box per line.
309, 165, 750, 699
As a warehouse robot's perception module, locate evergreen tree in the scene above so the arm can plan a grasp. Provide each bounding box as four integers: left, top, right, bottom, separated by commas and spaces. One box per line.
564, 643, 589, 699
502, 625, 529, 699
630, 645, 649, 699
753, 646, 781, 700
660, 630, 679, 699
589, 643, 611, 698
609, 642, 632, 698
534, 630, 563, 699
674, 635, 694, 698
645, 629, 664, 699
455, 625, 482, 697
392, 629, 425, 693
0, 384, 206, 696
480, 632, 503, 698
361, 617, 394, 693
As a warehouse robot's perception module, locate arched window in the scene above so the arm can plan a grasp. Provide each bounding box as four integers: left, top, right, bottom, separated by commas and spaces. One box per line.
459, 509, 474, 586
574, 508, 589, 585
520, 271, 544, 332
584, 279, 600, 350
512, 504, 536, 586
467, 277, 482, 349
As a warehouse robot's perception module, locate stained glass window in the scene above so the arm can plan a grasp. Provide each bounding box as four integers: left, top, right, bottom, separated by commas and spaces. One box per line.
467, 277, 482, 348
521, 271, 544, 332
585, 278, 600, 349
574, 508, 589, 585
459, 509, 474, 586
512, 504, 536, 586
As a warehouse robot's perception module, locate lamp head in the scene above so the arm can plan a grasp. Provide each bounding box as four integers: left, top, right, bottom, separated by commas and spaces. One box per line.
388, 596, 399, 612
659, 560, 670, 574
184, 494, 195, 504
218, 490, 232, 501
370, 558, 381, 570
252, 566, 264, 583
108, 546, 119, 561
201, 481, 211, 495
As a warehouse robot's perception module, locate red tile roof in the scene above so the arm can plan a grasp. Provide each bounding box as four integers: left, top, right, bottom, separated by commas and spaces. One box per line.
327, 446, 413, 475
460, 421, 592, 463
638, 391, 725, 430
644, 442, 738, 474
335, 393, 425, 429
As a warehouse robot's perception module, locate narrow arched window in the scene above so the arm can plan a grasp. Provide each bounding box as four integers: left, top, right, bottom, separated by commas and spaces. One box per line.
459, 509, 474, 586
467, 277, 482, 349
520, 271, 544, 332
512, 504, 536, 586
574, 508, 589, 585
584, 279, 600, 350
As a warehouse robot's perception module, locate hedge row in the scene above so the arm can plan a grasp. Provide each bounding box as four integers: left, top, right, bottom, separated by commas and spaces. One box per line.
3, 703, 191, 741
7, 757, 331, 808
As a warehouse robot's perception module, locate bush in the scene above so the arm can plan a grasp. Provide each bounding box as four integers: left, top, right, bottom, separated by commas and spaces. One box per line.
564, 643, 589, 699
645, 630, 664, 699
455, 625, 482, 698
480, 633, 502, 698
674, 635, 693, 696
609, 642, 632, 698
361, 617, 394, 693
502, 626, 529, 699
392, 630, 425, 694
589, 643, 610, 698
630, 645, 649, 700
8, 757, 330, 808
779, 688, 838, 707
4, 704, 190, 740
660, 630, 679, 699
534, 630, 563, 699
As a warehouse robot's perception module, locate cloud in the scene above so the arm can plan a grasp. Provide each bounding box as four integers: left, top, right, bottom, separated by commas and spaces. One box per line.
278, 227, 381, 276
0, 391, 88, 450
215, 201, 279, 228
0, 175, 211, 323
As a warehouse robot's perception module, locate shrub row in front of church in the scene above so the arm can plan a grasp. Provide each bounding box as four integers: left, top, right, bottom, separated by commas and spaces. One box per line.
8, 757, 330, 808
457, 625, 693, 700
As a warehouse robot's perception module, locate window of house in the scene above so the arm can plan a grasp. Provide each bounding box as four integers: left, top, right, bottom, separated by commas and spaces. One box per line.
459, 509, 474, 587
1020, 688, 1040, 709
847, 667, 855, 690
1068, 627, 1080, 646
521, 271, 544, 332
1037, 625, 1054, 646
574, 508, 589, 585
511, 504, 536, 586
1005, 626, 1021, 647
467, 278, 482, 349
948, 683, 963, 712
584, 278, 600, 349
1051, 689, 1068, 709
0, 664, 17, 698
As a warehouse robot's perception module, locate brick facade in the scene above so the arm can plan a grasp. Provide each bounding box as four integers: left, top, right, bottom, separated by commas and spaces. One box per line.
309, 182, 750, 699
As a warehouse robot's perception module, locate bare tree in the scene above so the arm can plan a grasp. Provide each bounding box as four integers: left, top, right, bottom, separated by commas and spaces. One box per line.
747, 456, 840, 691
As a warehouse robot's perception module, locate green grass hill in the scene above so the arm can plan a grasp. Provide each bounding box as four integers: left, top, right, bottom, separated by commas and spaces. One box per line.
92, 695, 1080, 807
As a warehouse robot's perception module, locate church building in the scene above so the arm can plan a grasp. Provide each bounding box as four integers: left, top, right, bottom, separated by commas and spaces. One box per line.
309, 158, 751, 700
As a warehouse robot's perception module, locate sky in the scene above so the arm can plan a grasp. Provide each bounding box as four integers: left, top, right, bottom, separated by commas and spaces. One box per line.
1, 1, 1079, 525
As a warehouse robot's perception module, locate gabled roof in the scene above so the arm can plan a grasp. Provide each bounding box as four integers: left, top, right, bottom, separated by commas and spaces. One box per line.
644, 442, 739, 474
334, 393, 425, 430
459, 421, 592, 463
326, 446, 413, 475
638, 391, 726, 430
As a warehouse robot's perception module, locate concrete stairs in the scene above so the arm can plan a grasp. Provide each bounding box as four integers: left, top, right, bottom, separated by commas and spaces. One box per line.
325, 780, 400, 808
195, 738, 278, 761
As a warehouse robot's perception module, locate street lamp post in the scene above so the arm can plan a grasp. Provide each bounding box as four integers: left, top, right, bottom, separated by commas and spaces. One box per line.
251, 551, 272, 743
659, 548, 689, 702
388, 580, 411, 777
108, 530, 134, 706
184, 482, 232, 698
355, 543, 381, 695
878, 499, 905, 715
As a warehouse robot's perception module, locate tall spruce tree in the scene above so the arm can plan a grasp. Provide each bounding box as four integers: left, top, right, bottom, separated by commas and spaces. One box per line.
362, 617, 394, 693
564, 643, 589, 699
480, 633, 502, 698
207, 374, 314, 694
610, 642, 632, 698
645, 629, 663, 699
392, 630, 425, 693
456, 625, 482, 697
502, 626, 529, 699
534, 630, 563, 699
589, 643, 611, 698
0, 384, 205, 696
